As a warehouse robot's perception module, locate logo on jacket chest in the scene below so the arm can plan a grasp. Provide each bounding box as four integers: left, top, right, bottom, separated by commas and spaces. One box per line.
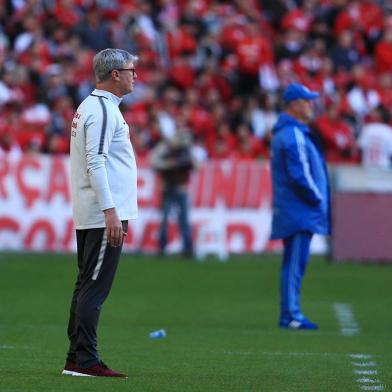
71, 112, 81, 137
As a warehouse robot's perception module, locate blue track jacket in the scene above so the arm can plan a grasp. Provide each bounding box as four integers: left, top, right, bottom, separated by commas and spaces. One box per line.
270, 113, 331, 239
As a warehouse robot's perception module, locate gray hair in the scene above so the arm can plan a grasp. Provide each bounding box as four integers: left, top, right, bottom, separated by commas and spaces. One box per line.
93, 48, 138, 83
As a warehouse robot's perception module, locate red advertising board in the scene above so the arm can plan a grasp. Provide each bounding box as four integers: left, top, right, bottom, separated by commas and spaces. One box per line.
0, 154, 280, 254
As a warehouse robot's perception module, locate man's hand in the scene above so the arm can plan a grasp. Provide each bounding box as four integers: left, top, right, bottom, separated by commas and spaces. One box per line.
103, 208, 126, 247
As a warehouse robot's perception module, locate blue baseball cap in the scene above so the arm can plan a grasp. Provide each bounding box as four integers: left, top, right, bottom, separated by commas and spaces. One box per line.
283, 83, 320, 103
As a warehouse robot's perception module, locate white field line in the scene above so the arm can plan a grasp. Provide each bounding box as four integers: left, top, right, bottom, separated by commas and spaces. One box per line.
0, 324, 63, 329
350, 354, 385, 392
333, 304, 386, 391
354, 370, 378, 376
352, 362, 377, 368
224, 352, 382, 358
224, 351, 348, 357
225, 351, 387, 391
241, 329, 347, 337
334, 303, 360, 336
0, 344, 31, 350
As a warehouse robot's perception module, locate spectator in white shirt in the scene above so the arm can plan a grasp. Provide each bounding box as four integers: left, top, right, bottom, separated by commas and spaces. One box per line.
358, 107, 392, 169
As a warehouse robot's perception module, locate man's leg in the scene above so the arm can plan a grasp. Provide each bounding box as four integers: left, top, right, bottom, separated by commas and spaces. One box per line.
159, 189, 172, 254
280, 230, 313, 323
176, 190, 193, 255
65, 222, 127, 368
66, 229, 88, 364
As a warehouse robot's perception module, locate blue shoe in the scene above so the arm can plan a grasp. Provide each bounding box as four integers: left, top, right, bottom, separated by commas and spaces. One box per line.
279, 318, 318, 330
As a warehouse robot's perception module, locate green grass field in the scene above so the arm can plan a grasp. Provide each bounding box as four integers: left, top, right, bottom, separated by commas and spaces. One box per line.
0, 253, 391, 392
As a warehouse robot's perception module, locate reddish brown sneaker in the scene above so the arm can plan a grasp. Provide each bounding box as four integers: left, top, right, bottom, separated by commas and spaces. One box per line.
61, 359, 76, 376
72, 361, 128, 378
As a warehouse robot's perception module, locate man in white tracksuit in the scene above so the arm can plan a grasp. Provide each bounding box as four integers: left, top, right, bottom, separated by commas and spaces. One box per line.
62, 48, 138, 378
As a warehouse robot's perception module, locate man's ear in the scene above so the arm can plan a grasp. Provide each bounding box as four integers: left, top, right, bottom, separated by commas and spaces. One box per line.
110, 70, 119, 80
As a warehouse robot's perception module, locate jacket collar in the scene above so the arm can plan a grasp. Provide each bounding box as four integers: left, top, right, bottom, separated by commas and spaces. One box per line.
91, 89, 122, 106
273, 112, 310, 134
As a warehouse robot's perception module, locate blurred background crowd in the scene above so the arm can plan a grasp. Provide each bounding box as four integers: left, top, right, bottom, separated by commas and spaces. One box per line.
1, 0, 392, 166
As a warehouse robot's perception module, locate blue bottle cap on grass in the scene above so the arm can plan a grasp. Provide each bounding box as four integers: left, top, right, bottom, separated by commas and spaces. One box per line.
149, 329, 166, 339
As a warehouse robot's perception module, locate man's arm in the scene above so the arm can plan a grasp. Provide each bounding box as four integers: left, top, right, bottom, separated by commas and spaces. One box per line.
284, 127, 323, 205
85, 104, 123, 247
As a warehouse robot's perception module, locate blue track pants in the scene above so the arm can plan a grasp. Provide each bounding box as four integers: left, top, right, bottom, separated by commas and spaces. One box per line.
280, 230, 313, 322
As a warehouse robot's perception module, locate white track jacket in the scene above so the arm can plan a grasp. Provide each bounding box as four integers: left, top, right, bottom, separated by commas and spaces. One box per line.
70, 89, 138, 229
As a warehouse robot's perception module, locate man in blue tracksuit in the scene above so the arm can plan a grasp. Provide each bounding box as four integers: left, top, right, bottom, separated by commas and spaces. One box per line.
270, 83, 331, 330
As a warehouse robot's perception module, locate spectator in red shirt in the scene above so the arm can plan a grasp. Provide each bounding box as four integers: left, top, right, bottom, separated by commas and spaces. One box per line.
168, 55, 195, 89
181, 88, 215, 144
165, 21, 197, 61
313, 56, 346, 97
42, 133, 69, 154
219, 13, 246, 53
194, 59, 232, 102
235, 20, 274, 95
334, 0, 383, 44
52, 0, 81, 28
0, 105, 23, 158
314, 102, 358, 163
375, 27, 392, 73
281, 0, 316, 34
294, 39, 326, 79
234, 123, 266, 160
207, 122, 236, 159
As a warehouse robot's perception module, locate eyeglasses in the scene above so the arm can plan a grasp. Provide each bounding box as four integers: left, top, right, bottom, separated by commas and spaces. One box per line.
109, 68, 137, 77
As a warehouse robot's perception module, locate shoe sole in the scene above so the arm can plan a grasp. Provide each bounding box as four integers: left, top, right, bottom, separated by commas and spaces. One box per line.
62, 370, 128, 378
61, 370, 77, 376
279, 325, 318, 330
71, 371, 95, 377
61, 370, 94, 377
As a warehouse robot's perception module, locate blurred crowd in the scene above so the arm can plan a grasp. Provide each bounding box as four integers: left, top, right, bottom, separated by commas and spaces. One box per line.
1, 0, 392, 165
